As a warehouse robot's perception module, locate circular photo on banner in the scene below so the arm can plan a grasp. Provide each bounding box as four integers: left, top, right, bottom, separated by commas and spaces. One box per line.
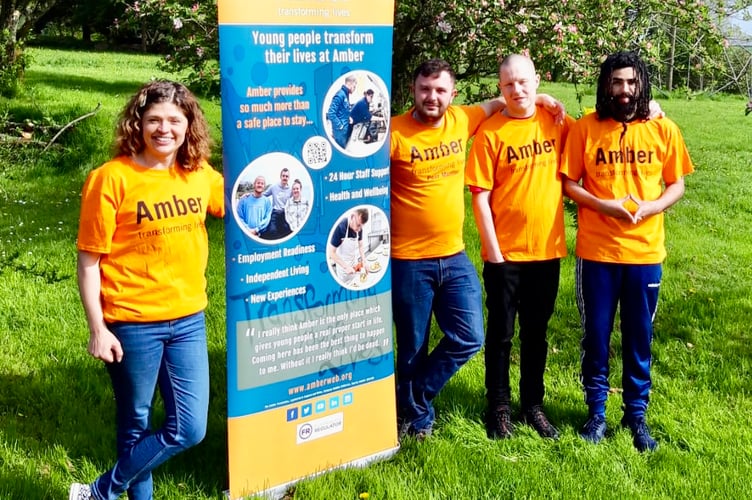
322, 70, 390, 158
326, 205, 390, 290
233, 152, 313, 243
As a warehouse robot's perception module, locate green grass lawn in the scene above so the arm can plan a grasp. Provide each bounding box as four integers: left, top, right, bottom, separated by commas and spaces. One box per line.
1, 47, 751, 499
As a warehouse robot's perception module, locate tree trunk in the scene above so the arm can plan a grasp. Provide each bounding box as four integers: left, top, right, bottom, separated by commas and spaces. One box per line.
668, 20, 677, 92
0, 9, 22, 96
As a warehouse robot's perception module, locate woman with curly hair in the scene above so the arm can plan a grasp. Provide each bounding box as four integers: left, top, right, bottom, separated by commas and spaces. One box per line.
70, 80, 224, 500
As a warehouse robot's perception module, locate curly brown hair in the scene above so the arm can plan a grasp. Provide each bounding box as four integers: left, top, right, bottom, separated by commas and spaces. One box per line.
114, 80, 211, 171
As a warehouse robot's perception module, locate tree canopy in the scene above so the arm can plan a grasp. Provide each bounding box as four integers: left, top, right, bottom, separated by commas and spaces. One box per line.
3, 0, 752, 105
0, 0, 58, 95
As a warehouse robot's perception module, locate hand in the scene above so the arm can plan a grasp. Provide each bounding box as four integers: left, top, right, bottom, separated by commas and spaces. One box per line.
629, 193, 661, 223
88, 327, 124, 363
539, 94, 566, 124
598, 195, 639, 223
487, 254, 505, 264
648, 100, 665, 120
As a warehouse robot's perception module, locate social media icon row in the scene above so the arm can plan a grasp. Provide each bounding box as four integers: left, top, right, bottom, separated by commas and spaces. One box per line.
287, 392, 353, 421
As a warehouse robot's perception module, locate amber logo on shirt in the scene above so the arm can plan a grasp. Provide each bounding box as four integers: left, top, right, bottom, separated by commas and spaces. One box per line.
408, 138, 465, 164
506, 138, 558, 164
136, 195, 205, 224
405, 137, 466, 181
595, 146, 655, 166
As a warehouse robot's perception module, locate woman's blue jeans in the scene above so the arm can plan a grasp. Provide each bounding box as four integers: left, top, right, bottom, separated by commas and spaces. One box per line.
392, 252, 484, 432
91, 311, 209, 500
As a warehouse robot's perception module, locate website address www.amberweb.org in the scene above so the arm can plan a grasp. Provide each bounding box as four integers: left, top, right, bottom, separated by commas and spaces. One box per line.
288, 371, 353, 396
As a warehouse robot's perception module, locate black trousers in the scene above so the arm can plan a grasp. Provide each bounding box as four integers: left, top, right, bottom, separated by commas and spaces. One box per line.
261, 210, 291, 240
482, 259, 560, 410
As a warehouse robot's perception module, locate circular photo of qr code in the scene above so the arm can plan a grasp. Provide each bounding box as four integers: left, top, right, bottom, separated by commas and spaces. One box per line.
322, 70, 390, 158
302, 136, 332, 170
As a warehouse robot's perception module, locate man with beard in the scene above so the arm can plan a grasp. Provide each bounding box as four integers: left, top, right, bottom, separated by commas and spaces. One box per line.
390, 58, 564, 440
560, 51, 694, 452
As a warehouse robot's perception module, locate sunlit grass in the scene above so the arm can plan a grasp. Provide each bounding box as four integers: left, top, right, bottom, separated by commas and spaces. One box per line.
0, 47, 751, 499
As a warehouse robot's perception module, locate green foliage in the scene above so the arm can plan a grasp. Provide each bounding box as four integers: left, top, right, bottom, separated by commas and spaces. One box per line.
0, 0, 60, 96
0, 34, 28, 97
391, 0, 738, 109
33, 0, 125, 43
60, 0, 747, 111
116, 0, 219, 94
0, 43, 29, 97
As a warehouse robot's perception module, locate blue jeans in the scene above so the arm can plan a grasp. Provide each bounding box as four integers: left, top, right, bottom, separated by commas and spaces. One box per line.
332, 125, 351, 149
392, 252, 484, 432
92, 311, 209, 500
575, 259, 661, 419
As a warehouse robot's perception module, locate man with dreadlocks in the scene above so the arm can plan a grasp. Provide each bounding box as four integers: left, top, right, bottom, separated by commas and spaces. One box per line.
560, 51, 694, 452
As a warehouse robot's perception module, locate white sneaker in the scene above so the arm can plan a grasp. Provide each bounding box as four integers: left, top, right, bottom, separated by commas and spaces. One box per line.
69, 483, 92, 500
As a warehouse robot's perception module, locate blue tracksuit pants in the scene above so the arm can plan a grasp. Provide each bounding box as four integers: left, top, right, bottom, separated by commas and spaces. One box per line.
575, 258, 661, 419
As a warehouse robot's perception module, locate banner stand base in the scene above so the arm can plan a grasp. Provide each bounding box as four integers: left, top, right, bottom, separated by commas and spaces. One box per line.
224, 445, 400, 500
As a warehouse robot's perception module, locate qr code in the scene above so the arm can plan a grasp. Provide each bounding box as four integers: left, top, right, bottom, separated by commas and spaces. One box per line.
302, 136, 332, 169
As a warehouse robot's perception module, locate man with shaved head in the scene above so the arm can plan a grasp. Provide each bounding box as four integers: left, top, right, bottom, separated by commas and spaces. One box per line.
466, 54, 573, 440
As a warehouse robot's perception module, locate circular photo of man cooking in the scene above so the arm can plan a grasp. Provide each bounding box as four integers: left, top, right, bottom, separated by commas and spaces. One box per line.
326, 205, 389, 290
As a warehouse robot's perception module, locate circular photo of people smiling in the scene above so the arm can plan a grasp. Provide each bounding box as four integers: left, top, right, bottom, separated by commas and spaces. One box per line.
326, 205, 390, 290
232, 152, 313, 243
322, 70, 390, 158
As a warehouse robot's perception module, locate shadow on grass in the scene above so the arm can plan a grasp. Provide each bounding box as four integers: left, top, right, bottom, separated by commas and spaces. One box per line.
24, 70, 148, 99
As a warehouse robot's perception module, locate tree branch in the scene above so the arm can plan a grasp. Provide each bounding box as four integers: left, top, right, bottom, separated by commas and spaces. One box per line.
43, 103, 101, 153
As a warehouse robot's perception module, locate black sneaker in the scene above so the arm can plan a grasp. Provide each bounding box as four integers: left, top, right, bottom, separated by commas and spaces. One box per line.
580, 414, 607, 444
622, 416, 657, 452
486, 405, 514, 439
523, 406, 559, 439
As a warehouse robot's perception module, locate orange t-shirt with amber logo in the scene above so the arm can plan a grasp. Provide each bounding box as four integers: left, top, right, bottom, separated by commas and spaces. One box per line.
77, 156, 225, 322
390, 105, 487, 260
466, 110, 572, 262
560, 113, 694, 264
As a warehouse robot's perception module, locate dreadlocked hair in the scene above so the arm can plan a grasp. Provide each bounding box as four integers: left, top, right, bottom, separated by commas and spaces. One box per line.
595, 51, 652, 122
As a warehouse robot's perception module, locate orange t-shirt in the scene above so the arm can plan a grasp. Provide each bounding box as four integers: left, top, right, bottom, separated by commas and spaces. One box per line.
466, 110, 572, 262
390, 105, 487, 259
560, 114, 694, 264
77, 156, 225, 322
